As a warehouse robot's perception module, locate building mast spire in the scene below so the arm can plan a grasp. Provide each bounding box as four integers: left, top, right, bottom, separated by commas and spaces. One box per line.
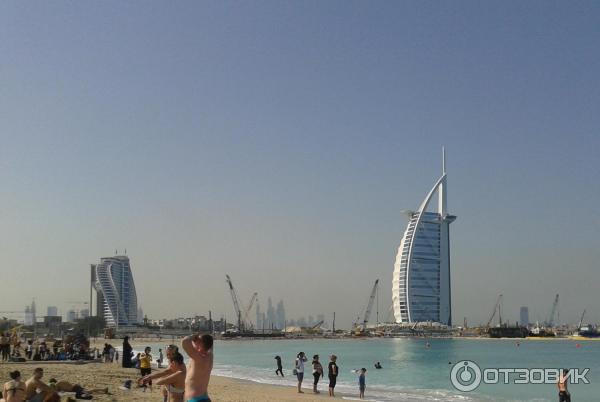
442, 146, 446, 175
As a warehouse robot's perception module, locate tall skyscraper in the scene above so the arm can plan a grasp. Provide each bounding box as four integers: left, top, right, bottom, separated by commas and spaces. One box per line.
255, 303, 262, 330
520, 307, 529, 326
266, 298, 276, 329
47, 306, 58, 317
66, 309, 78, 322
392, 149, 456, 325
276, 300, 286, 329
91, 255, 138, 327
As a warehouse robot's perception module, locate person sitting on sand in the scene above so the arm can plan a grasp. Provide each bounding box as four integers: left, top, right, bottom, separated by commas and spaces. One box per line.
154, 352, 186, 402
24, 368, 60, 402
182, 334, 213, 402
1, 370, 26, 402
48, 378, 109, 399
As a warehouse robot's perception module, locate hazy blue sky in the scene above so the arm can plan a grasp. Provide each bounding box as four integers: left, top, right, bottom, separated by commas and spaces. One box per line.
1, 1, 599, 327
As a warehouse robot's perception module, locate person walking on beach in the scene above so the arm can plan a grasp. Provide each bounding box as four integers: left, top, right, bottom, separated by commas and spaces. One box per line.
328, 355, 339, 397
558, 369, 571, 402
312, 355, 324, 394
122, 336, 133, 368
2, 370, 26, 402
274, 356, 284, 377
182, 334, 214, 402
294, 352, 307, 393
140, 347, 153, 392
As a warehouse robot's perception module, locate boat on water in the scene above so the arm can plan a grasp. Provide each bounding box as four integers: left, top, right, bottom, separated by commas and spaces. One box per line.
488, 326, 529, 338
577, 325, 600, 338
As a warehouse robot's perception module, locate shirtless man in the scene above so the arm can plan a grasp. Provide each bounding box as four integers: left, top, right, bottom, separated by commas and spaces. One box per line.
1, 370, 26, 402
155, 352, 186, 402
182, 334, 213, 402
24, 368, 60, 402
558, 369, 571, 402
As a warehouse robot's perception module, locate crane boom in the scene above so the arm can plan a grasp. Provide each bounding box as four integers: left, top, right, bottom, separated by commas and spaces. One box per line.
578, 309, 586, 329
362, 279, 379, 330
546, 294, 559, 327
225, 274, 243, 331
486, 294, 503, 328
243, 292, 258, 329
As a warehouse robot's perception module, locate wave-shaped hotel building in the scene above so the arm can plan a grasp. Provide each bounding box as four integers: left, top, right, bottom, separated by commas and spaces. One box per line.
91, 255, 138, 327
392, 149, 456, 326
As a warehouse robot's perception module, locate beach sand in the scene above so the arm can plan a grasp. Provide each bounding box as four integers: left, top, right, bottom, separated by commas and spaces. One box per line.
0, 362, 335, 401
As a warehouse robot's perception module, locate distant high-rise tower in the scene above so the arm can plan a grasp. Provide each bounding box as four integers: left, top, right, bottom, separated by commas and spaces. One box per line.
266, 298, 276, 329
92, 255, 138, 327
255, 303, 262, 330
392, 148, 456, 325
276, 300, 286, 329
66, 309, 78, 322
520, 307, 529, 326
47, 306, 58, 317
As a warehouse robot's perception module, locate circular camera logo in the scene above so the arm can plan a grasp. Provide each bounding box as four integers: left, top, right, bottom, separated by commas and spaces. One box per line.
450, 360, 482, 392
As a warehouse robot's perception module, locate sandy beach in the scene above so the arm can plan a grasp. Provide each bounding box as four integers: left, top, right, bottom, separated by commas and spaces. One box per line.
0, 362, 336, 402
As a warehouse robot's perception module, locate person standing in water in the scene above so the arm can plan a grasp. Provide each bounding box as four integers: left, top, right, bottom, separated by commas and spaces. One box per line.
294, 352, 307, 393
354, 368, 367, 399
558, 369, 571, 402
312, 355, 323, 394
328, 355, 339, 397
274, 356, 284, 377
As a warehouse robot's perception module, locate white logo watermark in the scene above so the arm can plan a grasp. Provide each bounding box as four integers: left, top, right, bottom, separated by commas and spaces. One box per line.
450, 360, 590, 392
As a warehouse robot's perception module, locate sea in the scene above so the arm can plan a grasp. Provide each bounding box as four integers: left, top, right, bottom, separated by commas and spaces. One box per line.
141, 337, 599, 402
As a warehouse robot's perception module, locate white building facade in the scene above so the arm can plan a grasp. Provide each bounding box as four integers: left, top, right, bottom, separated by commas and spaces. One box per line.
92, 256, 138, 327
392, 150, 456, 326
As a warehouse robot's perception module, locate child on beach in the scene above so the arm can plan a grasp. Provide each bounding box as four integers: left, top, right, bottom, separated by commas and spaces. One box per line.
139, 347, 153, 392
353, 368, 367, 399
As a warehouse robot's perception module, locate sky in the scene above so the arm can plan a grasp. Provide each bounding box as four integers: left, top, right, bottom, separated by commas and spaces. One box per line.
1, 1, 599, 328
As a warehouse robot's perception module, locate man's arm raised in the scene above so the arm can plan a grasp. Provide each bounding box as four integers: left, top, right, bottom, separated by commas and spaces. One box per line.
182, 335, 202, 360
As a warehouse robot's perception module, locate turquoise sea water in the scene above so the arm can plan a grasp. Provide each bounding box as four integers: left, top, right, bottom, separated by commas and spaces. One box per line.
146, 338, 599, 401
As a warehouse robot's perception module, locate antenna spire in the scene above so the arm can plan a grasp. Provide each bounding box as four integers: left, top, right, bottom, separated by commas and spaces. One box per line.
442, 146, 446, 174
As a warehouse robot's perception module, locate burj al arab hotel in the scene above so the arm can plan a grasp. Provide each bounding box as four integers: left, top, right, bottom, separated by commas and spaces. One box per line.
392, 149, 456, 326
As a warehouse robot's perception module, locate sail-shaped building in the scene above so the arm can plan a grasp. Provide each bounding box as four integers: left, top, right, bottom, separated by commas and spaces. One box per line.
91, 255, 138, 327
392, 149, 456, 326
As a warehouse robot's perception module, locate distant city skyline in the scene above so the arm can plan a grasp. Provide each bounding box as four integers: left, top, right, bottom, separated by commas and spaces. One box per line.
1, 2, 599, 327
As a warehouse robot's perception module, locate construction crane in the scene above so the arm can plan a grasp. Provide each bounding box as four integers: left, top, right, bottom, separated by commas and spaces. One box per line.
486, 294, 503, 328
545, 294, 559, 328
225, 274, 244, 332
578, 309, 586, 329
243, 292, 258, 330
357, 279, 379, 332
